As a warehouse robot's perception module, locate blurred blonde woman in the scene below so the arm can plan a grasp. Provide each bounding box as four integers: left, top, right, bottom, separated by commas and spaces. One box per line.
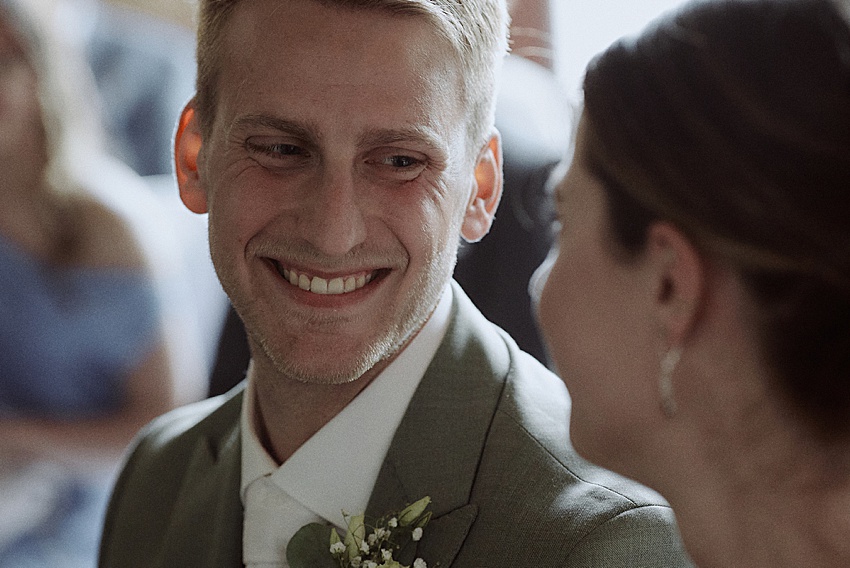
536, 0, 850, 566
0, 0, 182, 565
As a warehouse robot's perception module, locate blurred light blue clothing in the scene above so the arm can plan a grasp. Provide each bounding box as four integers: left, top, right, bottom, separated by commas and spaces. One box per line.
0, 465, 112, 568
0, 233, 158, 418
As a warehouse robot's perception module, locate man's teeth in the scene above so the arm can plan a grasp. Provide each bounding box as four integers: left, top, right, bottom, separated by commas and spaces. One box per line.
282, 267, 373, 295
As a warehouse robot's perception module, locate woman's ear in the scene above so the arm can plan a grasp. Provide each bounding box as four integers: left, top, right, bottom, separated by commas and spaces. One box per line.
174, 101, 208, 214
461, 130, 504, 243
646, 222, 707, 345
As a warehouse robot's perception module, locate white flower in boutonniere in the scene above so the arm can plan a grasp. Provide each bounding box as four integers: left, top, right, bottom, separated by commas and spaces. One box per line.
286, 496, 434, 568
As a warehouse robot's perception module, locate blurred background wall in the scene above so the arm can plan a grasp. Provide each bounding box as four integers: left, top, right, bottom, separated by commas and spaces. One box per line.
107, 0, 194, 28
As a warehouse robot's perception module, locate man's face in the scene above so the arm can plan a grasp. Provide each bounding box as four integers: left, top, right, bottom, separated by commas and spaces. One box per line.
185, 0, 497, 384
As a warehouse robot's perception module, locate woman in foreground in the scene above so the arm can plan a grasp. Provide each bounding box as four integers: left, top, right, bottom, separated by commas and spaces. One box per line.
536, 0, 850, 566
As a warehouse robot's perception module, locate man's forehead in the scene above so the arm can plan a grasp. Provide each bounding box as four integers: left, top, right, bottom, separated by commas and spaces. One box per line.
213, 0, 470, 142
219, 0, 461, 84
223, 0, 444, 45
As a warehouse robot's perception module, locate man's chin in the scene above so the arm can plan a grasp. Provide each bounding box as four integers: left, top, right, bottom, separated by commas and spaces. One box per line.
283, 363, 373, 386
247, 296, 435, 386
261, 339, 400, 386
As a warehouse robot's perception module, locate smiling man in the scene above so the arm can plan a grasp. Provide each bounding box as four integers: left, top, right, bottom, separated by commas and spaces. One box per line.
98, 1, 692, 567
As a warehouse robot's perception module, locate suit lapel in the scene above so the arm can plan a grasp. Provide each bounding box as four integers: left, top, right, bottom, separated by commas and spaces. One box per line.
367, 282, 511, 567
156, 392, 245, 568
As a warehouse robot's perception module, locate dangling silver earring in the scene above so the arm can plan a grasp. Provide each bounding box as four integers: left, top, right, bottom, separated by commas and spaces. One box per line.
659, 347, 682, 417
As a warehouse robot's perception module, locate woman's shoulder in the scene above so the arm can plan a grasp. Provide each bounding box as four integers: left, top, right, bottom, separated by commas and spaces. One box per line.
69, 190, 147, 271
65, 153, 173, 272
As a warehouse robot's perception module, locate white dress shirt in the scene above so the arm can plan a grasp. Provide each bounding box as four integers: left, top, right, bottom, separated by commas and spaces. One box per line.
241, 286, 452, 567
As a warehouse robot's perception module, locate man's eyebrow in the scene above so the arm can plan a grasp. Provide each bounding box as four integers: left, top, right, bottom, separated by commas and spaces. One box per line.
359, 126, 449, 157
231, 115, 450, 160
231, 114, 317, 141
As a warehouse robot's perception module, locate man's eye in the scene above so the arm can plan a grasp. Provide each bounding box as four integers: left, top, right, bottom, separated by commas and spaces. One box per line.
369, 153, 427, 182
383, 155, 422, 169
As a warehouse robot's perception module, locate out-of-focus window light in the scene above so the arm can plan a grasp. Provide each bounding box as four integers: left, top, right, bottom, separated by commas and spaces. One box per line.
551, 0, 688, 100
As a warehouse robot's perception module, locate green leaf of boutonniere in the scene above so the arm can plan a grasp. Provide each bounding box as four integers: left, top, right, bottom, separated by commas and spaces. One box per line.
398, 496, 431, 527
286, 523, 337, 568
286, 497, 434, 568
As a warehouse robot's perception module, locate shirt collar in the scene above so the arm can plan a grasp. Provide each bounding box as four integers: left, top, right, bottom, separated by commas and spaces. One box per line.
241, 284, 452, 526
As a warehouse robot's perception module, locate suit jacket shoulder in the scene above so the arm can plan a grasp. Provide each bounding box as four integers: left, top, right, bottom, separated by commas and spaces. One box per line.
370, 282, 692, 567
466, 340, 692, 566
101, 282, 691, 568
99, 387, 245, 568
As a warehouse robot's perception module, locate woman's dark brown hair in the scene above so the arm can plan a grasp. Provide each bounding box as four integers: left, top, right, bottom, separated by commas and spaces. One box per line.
582, 0, 850, 437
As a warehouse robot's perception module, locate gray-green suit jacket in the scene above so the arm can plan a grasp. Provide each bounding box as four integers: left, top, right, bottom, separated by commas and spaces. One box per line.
99, 283, 692, 567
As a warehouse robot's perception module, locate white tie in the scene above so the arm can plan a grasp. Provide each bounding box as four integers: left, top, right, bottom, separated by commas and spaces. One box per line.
242, 475, 324, 568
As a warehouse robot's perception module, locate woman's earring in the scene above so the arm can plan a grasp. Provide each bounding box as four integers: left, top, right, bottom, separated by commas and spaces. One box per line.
659, 347, 682, 417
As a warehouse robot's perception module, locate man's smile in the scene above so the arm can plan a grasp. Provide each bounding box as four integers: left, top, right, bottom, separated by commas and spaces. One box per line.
271, 261, 385, 296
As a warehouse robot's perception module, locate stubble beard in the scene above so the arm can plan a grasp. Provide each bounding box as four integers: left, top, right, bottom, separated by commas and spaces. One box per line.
257, 323, 402, 386
257, 253, 451, 386
213, 238, 458, 387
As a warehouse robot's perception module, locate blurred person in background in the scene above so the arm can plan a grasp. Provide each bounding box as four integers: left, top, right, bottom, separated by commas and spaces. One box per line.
535, 0, 850, 566
0, 0, 190, 565
56, 0, 196, 177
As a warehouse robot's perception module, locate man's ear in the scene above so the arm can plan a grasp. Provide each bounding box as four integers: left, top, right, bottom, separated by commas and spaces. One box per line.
174, 100, 209, 214
647, 222, 706, 345
461, 130, 503, 243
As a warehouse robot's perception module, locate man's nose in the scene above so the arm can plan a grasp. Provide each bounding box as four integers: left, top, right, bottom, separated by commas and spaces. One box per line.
297, 167, 368, 257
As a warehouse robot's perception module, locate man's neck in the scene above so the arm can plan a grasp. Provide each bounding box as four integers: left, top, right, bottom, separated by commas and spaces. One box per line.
246, 284, 453, 465
250, 356, 390, 464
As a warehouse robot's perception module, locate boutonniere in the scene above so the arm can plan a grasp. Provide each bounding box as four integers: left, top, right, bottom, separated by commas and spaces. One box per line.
286, 496, 433, 568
